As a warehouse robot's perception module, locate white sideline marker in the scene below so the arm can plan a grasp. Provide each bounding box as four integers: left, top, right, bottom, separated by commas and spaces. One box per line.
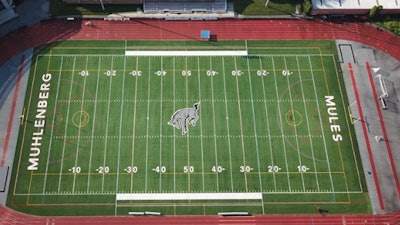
116, 192, 262, 200
125, 50, 248, 56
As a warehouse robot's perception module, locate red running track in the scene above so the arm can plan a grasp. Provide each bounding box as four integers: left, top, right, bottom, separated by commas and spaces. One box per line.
1, 19, 400, 224
1, 19, 400, 66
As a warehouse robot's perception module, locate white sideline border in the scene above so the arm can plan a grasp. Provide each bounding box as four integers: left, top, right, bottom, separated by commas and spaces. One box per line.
125, 50, 248, 56
116, 192, 262, 200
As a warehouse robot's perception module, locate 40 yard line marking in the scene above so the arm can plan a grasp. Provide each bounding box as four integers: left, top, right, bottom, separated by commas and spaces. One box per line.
210, 56, 219, 192
197, 56, 205, 192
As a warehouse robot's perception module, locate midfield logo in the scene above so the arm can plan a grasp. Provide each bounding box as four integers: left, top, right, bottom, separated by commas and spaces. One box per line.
168, 102, 200, 135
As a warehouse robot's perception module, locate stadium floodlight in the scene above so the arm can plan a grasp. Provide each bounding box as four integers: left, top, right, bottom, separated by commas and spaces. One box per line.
265, 0, 270, 8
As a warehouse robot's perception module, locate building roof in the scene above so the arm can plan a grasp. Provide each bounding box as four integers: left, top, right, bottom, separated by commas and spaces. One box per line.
311, 0, 400, 15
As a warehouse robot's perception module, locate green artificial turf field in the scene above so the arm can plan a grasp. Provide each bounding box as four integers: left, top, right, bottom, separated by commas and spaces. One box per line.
7, 40, 370, 216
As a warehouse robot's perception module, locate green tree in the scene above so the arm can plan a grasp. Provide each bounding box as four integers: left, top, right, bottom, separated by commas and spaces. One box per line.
369, 5, 383, 20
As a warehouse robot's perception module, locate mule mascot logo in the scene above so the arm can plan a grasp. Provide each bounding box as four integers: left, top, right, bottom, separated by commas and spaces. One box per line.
168, 102, 200, 135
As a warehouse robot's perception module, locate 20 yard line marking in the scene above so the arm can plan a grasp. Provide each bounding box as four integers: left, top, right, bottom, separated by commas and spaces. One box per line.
259, 56, 277, 191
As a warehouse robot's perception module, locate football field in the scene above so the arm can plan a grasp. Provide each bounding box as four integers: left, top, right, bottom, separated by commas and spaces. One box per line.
8, 40, 369, 216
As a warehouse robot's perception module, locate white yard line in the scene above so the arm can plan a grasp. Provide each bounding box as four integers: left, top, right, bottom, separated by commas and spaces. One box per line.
72, 56, 89, 193
221, 57, 234, 191
172, 57, 176, 192
197, 56, 205, 192
233, 56, 248, 192
209, 57, 219, 192
296, 56, 320, 191
159, 56, 164, 192
101, 56, 114, 192
87, 56, 101, 192
245, 49, 265, 214
307, 54, 335, 199
57, 56, 76, 193
130, 56, 139, 193
42, 55, 63, 194
259, 57, 277, 191
272, 56, 291, 192
115, 55, 127, 215
144, 57, 151, 192
283, 57, 305, 191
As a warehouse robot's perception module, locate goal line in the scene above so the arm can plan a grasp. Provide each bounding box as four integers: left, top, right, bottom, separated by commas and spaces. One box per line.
116, 192, 262, 200
125, 50, 248, 56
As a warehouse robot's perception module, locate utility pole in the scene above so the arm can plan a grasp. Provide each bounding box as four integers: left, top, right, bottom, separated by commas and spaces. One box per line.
100, 0, 105, 11
265, 0, 270, 8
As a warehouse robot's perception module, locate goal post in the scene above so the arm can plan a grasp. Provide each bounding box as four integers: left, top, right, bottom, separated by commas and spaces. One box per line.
348, 101, 361, 124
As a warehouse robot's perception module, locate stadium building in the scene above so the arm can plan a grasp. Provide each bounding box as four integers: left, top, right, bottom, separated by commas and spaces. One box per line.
311, 0, 400, 16
63, 0, 228, 14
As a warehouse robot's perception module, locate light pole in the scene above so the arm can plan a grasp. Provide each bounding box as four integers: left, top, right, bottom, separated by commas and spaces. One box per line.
265, 0, 270, 8
100, 0, 105, 11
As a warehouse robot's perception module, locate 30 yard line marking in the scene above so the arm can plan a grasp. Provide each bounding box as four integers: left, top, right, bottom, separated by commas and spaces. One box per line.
296, 56, 320, 191
246, 48, 265, 214
43, 55, 64, 195
233, 56, 248, 192
57, 56, 76, 193
222, 57, 234, 191
307, 54, 335, 199
87, 56, 101, 192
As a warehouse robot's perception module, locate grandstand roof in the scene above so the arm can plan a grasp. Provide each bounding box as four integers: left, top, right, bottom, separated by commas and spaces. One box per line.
311, 0, 400, 15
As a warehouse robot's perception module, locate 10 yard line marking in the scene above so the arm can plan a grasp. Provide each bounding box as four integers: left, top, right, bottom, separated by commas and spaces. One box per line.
283, 57, 306, 191
272, 56, 291, 191
296, 56, 320, 191
57, 56, 76, 193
